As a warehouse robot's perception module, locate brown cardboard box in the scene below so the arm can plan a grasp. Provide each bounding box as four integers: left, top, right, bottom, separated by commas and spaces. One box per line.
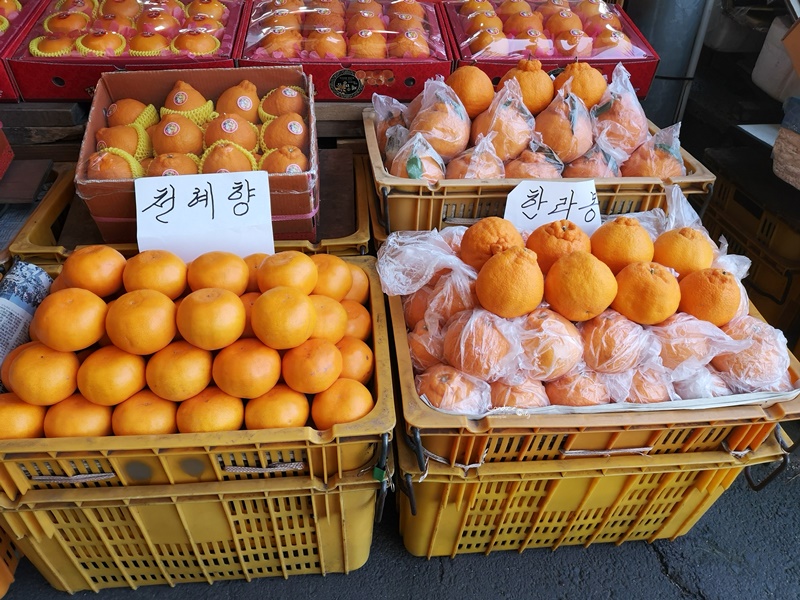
783, 18, 800, 77
74, 65, 319, 244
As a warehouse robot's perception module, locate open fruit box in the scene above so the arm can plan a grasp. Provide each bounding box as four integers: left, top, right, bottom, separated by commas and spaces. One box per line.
74, 65, 320, 244
7, 0, 247, 100
443, 0, 659, 97
236, 0, 454, 100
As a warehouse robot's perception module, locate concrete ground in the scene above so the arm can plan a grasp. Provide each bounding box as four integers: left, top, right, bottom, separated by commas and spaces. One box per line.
4, 425, 800, 600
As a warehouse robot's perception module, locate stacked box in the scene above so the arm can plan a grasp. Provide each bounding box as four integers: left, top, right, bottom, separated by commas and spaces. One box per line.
0, 0, 47, 101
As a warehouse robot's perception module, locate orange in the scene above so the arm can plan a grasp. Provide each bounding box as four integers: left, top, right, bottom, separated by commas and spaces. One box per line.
389, 138, 445, 184
76, 345, 146, 406
544, 251, 618, 321
533, 91, 594, 163
282, 338, 343, 394
445, 144, 506, 180
626, 366, 671, 404
470, 95, 533, 162
251, 286, 317, 349
212, 338, 281, 399
464, 10, 503, 36
544, 369, 610, 406
649, 313, 712, 370
518, 307, 583, 381
497, 59, 554, 116
341, 299, 372, 341
260, 112, 309, 153
0, 393, 47, 439
408, 99, 471, 162
239, 291, 260, 338
176, 386, 244, 433
106, 289, 177, 355
145, 340, 212, 401
428, 276, 479, 326
187, 251, 250, 295
122, 249, 187, 299
525, 219, 591, 274
496, 0, 533, 21
620, 143, 685, 179
30, 288, 107, 352
245, 384, 310, 429
552, 28, 593, 57
611, 261, 680, 325
243, 253, 268, 293
590, 216, 654, 275
459, 0, 493, 16
544, 8, 581, 37
475, 246, 543, 318
176, 288, 246, 351
43, 393, 113, 438
594, 89, 648, 155
678, 268, 741, 327
460, 216, 524, 272
580, 309, 645, 373
257, 250, 318, 294
7, 342, 79, 406
310, 254, 353, 301
584, 10, 620, 36
0, 341, 38, 390
309, 294, 349, 343
336, 335, 374, 384
443, 309, 512, 381
504, 148, 563, 179
311, 378, 374, 430
111, 390, 179, 435
61, 244, 126, 298
490, 378, 549, 409
416, 363, 488, 412
403, 285, 433, 329
552, 58, 607, 110
469, 27, 509, 57
343, 263, 370, 304
49, 274, 69, 294
503, 11, 544, 37
445, 65, 495, 119
652, 227, 715, 280
407, 319, 444, 372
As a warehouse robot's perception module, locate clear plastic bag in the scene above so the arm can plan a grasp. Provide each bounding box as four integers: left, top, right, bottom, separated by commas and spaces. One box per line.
534, 88, 594, 164
469, 77, 534, 162
445, 132, 505, 179
490, 377, 550, 409
388, 131, 446, 184
504, 132, 565, 179
408, 76, 471, 162
544, 363, 612, 406
604, 340, 676, 404
673, 366, 732, 400
620, 122, 686, 178
513, 306, 583, 382
591, 62, 648, 156
563, 129, 628, 178
383, 123, 409, 169
416, 363, 492, 415
579, 309, 649, 373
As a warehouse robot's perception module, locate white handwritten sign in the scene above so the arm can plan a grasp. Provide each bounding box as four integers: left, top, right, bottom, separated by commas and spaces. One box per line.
134, 171, 275, 262
504, 179, 602, 236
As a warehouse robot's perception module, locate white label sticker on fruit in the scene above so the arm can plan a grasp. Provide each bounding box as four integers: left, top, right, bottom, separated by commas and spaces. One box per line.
135, 171, 275, 262
504, 179, 601, 236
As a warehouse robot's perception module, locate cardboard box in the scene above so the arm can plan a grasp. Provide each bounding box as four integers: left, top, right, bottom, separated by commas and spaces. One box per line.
7, 0, 248, 102
0, 0, 49, 101
235, 0, 454, 101
445, 1, 660, 98
782, 17, 800, 78
74, 65, 320, 244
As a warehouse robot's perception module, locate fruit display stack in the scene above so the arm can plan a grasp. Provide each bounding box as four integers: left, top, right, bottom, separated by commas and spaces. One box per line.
238, 0, 452, 100
0, 246, 379, 440
0, 0, 45, 99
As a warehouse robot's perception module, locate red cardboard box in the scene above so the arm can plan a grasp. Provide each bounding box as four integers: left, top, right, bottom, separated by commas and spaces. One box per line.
236, 0, 454, 101
74, 66, 320, 243
0, 0, 49, 101
8, 0, 248, 102
445, 0, 659, 98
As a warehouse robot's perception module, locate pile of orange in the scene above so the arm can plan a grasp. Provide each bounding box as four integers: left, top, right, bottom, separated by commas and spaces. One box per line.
88, 78, 313, 181
401, 215, 792, 411
0, 245, 376, 440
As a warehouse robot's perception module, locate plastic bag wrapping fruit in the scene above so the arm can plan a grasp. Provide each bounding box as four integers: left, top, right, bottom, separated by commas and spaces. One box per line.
510, 306, 583, 382
673, 366, 732, 400
562, 128, 627, 178
372, 92, 408, 151
439, 226, 466, 255
620, 122, 686, 178
441, 308, 521, 383
408, 76, 471, 162
469, 78, 534, 162
377, 228, 469, 295
407, 318, 445, 372
711, 315, 794, 394
533, 87, 593, 164
423, 266, 478, 329
383, 123, 409, 169
389, 132, 445, 184
490, 377, 550, 409
578, 309, 650, 374
544, 363, 612, 407
504, 132, 565, 179
711, 237, 752, 320
603, 340, 677, 404
445, 132, 505, 179
591, 63, 648, 156
647, 312, 752, 380
416, 363, 491, 415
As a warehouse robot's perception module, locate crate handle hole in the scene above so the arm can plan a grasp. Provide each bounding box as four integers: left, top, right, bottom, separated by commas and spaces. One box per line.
52, 77, 66, 88
404, 77, 416, 87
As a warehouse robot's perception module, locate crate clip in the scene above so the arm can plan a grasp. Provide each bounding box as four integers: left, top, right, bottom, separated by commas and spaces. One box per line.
405, 429, 486, 476
745, 426, 793, 491
397, 472, 417, 517
30, 472, 117, 483
223, 462, 305, 474
559, 446, 653, 458
720, 440, 752, 460
776, 423, 800, 455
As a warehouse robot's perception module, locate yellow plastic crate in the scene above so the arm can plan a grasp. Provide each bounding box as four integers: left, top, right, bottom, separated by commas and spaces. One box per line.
363, 108, 716, 233
388, 292, 800, 471
0, 526, 19, 598
0, 256, 394, 502
396, 431, 787, 557
0, 465, 390, 592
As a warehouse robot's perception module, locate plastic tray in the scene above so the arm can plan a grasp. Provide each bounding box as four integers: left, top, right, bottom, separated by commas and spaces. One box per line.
363, 108, 717, 233
0, 255, 394, 502
388, 290, 800, 472
395, 430, 787, 556
0, 464, 390, 592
